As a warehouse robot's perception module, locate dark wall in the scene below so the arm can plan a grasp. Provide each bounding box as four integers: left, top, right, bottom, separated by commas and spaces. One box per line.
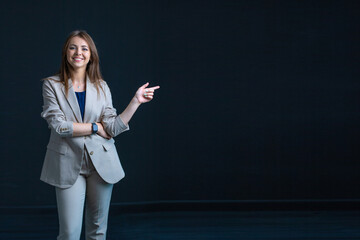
0, 0, 359, 207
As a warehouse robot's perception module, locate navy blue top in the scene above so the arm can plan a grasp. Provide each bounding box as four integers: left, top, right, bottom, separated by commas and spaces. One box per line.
75, 91, 86, 121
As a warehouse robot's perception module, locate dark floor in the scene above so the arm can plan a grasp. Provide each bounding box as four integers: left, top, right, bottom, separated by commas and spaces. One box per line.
0, 211, 359, 239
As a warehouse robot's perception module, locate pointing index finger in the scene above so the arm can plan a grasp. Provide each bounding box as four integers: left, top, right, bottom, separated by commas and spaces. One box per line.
148, 86, 160, 90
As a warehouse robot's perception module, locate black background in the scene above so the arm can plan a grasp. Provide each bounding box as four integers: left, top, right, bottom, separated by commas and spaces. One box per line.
0, 0, 359, 207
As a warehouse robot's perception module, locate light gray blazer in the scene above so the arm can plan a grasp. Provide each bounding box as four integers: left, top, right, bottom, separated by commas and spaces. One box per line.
40, 75, 129, 188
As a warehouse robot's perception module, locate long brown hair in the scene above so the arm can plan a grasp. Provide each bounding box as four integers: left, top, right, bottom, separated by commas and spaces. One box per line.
58, 30, 104, 97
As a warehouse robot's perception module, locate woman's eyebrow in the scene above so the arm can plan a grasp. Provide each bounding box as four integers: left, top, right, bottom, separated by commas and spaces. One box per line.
69, 44, 89, 48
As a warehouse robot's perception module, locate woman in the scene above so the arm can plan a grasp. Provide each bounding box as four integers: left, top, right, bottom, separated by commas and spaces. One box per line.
40, 30, 160, 240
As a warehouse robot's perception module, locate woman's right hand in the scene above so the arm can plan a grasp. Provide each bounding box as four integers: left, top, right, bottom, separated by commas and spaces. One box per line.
96, 123, 112, 139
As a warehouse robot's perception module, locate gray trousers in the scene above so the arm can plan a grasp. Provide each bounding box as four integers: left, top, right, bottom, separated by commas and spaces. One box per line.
55, 149, 113, 240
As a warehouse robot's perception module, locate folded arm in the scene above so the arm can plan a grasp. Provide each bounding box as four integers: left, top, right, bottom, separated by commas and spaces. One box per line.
41, 80, 74, 137
72, 122, 111, 139
41, 80, 110, 138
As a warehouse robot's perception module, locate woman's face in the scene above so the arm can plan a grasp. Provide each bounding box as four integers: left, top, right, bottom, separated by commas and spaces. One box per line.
66, 36, 91, 71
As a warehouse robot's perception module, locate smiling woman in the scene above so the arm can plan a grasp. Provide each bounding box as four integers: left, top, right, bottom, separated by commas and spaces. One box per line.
67, 38, 91, 91
68, 39, 90, 69
40, 30, 160, 240
59, 31, 103, 97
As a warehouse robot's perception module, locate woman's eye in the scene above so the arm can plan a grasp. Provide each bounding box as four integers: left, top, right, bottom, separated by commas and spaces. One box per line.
83, 48, 88, 51
69, 47, 75, 50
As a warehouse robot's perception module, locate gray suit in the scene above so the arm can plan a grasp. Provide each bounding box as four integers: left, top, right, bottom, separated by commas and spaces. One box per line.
40, 75, 129, 188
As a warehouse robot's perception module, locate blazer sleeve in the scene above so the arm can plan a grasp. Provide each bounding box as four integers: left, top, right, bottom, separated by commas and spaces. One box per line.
100, 82, 130, 137
41, 80, 74, 137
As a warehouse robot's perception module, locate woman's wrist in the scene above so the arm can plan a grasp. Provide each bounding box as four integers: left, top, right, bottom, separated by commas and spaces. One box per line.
132, 96, 142, 106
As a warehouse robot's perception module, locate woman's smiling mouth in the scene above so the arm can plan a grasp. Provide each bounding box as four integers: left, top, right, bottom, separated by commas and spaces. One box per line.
73, 57, 84, 62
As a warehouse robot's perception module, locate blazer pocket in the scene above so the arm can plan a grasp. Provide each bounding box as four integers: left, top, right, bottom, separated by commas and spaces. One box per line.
102, 141, 114, 152
47, 142, 68, 155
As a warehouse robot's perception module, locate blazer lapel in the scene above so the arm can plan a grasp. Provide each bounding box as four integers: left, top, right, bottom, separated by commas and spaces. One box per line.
83, 75, 96, 123
61, 79, 82, 123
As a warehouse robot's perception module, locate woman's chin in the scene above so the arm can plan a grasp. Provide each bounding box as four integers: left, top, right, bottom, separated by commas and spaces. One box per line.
70, 64, 87, 71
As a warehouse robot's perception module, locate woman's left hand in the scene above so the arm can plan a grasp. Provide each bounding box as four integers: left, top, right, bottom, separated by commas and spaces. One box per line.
135, 82, 160, 104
